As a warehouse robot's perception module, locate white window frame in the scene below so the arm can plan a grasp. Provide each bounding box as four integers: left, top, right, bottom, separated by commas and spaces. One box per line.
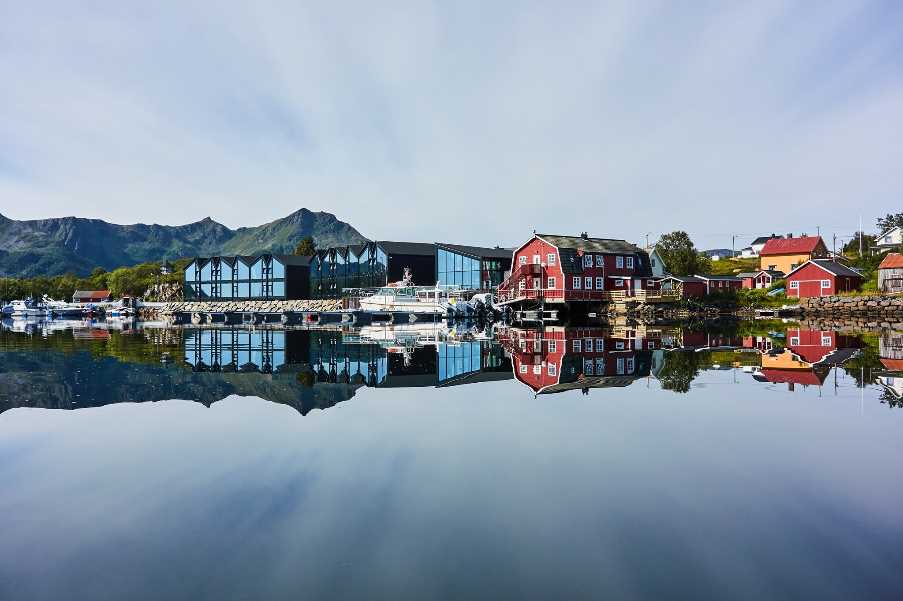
647, 279, 654, 288
595, 277, 604, 289
573, 277, 581, 289
583, 254, 593, 268
626, 358, 635, 373
548, 363, 557, 376
595, 255, 604, 267
821, 335, 832, 346
616, 256, 624, 269
595, 339, 604, 352
821, 279, 831, 289
519, 256, 527, 266
595, 358, 605, 373
573, 339, 582, 352
519, 364, 527, 374
615, 279, 624, 287
533, 254, 541, 265
547, 277, 556, 289
585, 276, 593, 289
547, 253, 556, 265
584, 359, 594, 375
519, 279, 526, 290
626, 256, 634, 269
790, 337, 800, 346
789, 281, 799, 289
533, 364, 541, 375
584, 338, 593, 351
615, 341, 625, 350
548, 339, 557, 353
616, 357, 625, 374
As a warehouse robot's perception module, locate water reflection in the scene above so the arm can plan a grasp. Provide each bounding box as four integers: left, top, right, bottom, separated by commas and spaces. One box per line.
1, 318, 901, 410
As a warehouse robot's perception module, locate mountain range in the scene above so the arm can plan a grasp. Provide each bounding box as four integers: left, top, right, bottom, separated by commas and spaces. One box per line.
0, 209, 368, 278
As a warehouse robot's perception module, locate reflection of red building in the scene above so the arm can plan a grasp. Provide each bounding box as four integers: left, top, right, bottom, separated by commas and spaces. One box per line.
785, 328, 862, 364
498, 326, 652, 394
756, 328, 862, 391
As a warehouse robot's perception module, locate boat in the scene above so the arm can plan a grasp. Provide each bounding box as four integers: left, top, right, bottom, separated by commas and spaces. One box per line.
8, 298, 48, 317
358, 268, 462, 315
42, 295, 87, 318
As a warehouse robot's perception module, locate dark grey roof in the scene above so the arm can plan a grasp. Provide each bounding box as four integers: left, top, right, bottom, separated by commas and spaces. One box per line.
696, 274, 741, 282
751, 234, 781, 245
738, 272, 759, 278
661, 275, 706, 283
436, 243, 513, 260
537, 234, 639, 254
376, 241, 437, 256
558, 248, 584, 274
760, 269, 785, 278
538, 375, 642, 395
802, 259, 865, 278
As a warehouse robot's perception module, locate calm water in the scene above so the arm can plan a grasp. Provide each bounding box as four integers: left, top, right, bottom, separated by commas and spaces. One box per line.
2, 318, 903, 600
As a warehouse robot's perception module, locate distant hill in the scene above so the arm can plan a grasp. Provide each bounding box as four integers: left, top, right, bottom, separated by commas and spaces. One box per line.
0, 209, 368, 277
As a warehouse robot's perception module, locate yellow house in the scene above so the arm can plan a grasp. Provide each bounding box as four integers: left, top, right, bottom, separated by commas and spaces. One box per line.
759, 236, 828, 273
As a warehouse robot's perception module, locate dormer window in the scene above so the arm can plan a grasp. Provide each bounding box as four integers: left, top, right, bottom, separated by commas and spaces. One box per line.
626, 256, 634, 269
616, 256, 624, 269
583, 255, 593, 268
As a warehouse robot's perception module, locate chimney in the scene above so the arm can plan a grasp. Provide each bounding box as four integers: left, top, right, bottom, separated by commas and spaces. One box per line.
580, 232, 588, 240
787, 233, 792, 239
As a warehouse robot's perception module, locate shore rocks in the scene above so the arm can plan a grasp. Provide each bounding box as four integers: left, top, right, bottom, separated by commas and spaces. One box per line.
162, 299, 344, 314
798, 295, 903, 319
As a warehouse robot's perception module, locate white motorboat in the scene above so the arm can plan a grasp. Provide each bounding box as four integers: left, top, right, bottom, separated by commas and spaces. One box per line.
359, 285, 456, 314
42, 295, 86, 318
8, 299, 48, 317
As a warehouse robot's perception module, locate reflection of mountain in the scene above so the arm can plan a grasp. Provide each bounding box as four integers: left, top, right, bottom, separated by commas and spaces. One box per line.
1, 327, 512, 416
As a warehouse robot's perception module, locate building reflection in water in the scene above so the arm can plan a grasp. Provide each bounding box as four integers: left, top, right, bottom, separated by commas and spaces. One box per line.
182, 327, 512, 389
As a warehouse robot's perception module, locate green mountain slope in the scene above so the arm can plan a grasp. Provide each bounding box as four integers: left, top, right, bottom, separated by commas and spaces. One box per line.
0, 209, 367, 277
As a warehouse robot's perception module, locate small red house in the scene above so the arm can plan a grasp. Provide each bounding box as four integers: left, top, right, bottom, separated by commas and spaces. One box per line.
740, 270, 784, 289
785, 260, 864, 298
695, 275, 743, 293
658, 275, 708, 298
72, 289, 112, 303
497, 233, 656, 305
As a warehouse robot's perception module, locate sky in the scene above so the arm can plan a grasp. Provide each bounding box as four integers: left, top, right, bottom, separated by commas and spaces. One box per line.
1, 1, 902, 250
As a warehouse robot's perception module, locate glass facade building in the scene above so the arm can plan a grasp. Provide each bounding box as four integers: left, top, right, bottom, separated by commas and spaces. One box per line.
309, 242, 512, 299
184, 254, 309, 301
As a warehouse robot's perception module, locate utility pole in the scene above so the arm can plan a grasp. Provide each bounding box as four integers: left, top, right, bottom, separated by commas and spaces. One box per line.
860, 215, 863, 256
732, 234, 735, 257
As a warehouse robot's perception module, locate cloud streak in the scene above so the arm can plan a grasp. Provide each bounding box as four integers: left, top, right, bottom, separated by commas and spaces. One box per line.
1, 0, 901, 249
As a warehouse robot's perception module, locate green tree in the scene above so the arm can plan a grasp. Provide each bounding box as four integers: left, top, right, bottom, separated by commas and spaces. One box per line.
656, 231, 709, 276
657, 350, 700, 393
294, 236, 317, 256
876, 213, 903, 234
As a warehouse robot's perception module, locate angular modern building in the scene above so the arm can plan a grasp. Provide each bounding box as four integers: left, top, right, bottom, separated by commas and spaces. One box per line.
183, 254, 310, 301
309, 241, 512, 299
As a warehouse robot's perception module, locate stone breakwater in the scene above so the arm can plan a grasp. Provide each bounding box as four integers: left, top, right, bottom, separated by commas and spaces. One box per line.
162, 299, 344, 314
799, 295, 903, 318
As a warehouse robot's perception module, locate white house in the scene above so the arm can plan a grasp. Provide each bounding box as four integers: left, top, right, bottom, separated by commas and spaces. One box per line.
646, 246, 668, 277
876, 226, 903, 250
743, 235, 782, 258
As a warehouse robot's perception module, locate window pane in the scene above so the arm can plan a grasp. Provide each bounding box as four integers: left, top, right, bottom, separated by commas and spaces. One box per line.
251, 282, 263, 297
251, 259, 264, 279
273, 280, 285, 297
200, 262, 212, 280
272, 259, 285, 279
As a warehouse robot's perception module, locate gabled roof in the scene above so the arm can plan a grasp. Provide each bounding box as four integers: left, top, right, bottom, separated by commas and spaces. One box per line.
536, 234, 639, 254
738, 272, 759, 278
877, 226, 902, 241
786, 259, 864, 279
695, 274, 741, 282
760, 367, 828, 386
760, 235, 825, 256
751, 234, 781, 246
376, 241, 437, 256
759, 269, 785, 278
660, 275, 706, 283
436, 243, 512, 259
879, 253, 903, 269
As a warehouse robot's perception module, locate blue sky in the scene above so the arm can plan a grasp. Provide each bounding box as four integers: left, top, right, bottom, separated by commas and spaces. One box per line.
1, 1, 901, 249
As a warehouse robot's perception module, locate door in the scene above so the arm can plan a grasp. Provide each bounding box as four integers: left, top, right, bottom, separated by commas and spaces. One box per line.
633, 279, 642, 296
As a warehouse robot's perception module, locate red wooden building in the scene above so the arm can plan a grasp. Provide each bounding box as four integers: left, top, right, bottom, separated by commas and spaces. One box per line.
785, 260, 864, 298
658, 275, 708, 298
740, 269, 784, 289
497, 233, 657, 306
695, 275, 743, 293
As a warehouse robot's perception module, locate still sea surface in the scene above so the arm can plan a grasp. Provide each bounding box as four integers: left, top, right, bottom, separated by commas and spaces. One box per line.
1, 318, 902, 600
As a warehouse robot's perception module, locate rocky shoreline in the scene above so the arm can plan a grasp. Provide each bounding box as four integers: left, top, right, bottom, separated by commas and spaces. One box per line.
798, 295, 903, 318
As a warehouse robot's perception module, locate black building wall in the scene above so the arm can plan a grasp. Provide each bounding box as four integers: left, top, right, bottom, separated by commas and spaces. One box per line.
387, 253, 436, 285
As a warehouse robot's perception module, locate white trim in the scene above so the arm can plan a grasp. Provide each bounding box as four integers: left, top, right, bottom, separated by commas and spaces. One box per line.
585, 276, 593, 289
626, 256, 634, 269
616, 256, 624, 268
547, 252, 556, 265
573, 276, 581, 289
595, 277, 604, 289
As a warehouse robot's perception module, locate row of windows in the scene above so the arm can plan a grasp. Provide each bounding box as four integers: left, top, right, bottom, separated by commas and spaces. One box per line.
517, 253, 635, 269
186, 257, 285, 282
185, 280, 286, 299
518, 356, 634, 377
788, 280, 831, 289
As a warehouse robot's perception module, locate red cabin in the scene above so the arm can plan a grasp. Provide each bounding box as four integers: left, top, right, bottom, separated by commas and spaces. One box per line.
740, 270, 784, 289
695, 275, 743, 293
785, 260, 864, 298
658, 275, 708, 298
497, 233, 657, 305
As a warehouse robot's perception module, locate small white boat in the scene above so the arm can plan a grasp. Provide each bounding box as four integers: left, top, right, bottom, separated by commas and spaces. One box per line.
8, 299, 47, 317
42, 295, 86, 318
359, 285, 455, 314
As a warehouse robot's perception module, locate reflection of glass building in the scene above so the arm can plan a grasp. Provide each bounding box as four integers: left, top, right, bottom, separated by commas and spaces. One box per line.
309, 242, 512, 299
184, 255, 310, 301
182, 328, 513, 387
